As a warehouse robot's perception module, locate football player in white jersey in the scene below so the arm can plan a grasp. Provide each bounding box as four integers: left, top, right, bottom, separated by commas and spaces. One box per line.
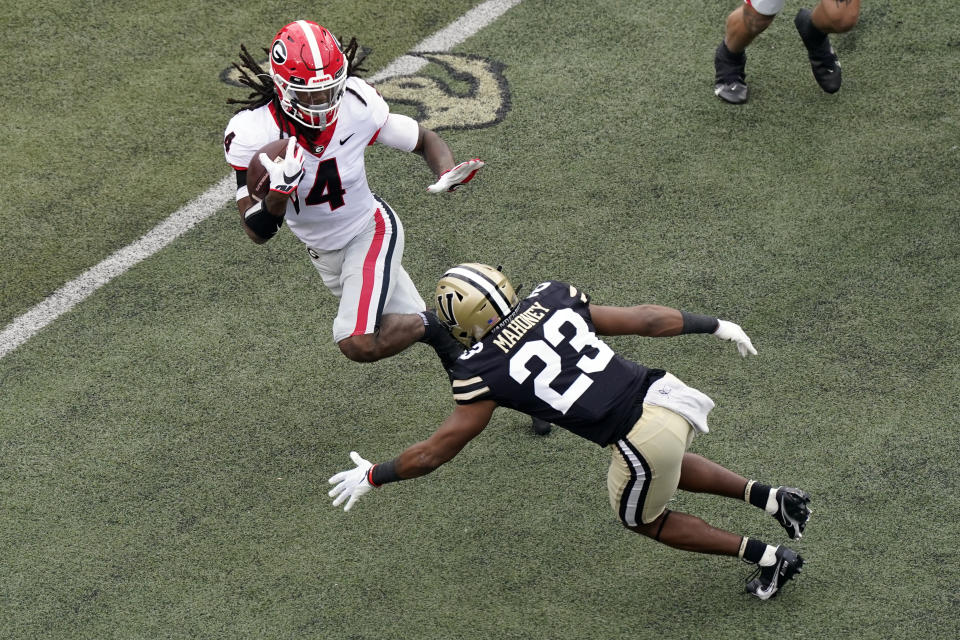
714, 0, 861, 104
223, 20, 481, 369
328, 264, 813, 600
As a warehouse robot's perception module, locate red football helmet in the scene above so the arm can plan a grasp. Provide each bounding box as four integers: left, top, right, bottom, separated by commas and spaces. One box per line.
270, 20, 347, 130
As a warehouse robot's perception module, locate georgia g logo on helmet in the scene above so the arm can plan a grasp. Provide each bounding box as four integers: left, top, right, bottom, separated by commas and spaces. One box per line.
271, 40, 288, 65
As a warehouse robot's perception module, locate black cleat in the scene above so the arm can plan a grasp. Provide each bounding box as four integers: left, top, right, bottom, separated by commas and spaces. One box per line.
772, 487, 812, 540
531, 417, 552, 435
794, 9, 842, 93
714, 42, 748, 104
746, 546, 805, 600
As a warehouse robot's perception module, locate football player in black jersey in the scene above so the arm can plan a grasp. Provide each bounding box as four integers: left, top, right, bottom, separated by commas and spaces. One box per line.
329, 263, 812, 600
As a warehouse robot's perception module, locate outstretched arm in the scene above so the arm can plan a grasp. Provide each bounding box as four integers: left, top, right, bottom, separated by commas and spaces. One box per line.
589, 304, 685, 337
413, 125, 455, 178
377, 114, 484, 192
327, 400, 497, 511
413, 124, 484, 193
589, 304, 757, 356
392, 399, 496, 478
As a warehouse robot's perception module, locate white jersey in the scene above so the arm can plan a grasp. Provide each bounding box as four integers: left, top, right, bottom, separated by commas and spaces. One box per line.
223, 77, 390, 250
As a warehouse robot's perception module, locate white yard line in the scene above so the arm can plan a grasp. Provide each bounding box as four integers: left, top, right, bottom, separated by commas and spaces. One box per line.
369, 0, 522, 81
0, 0, 523, 360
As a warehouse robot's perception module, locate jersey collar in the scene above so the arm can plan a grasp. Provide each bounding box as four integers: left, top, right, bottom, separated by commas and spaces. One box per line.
269, 102, 338, 156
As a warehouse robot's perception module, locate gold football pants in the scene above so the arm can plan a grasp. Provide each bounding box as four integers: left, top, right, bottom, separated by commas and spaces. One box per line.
607, 403, 694, 526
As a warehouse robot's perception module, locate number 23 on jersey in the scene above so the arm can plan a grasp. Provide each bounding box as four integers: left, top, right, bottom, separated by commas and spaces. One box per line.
509, 308, 614, 414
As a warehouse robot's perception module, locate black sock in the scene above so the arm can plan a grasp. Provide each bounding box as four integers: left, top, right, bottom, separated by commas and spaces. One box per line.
719, 40, 745, 63
746, 481, 774, 511
799, 12, 829, 46
741, 537, 768, 564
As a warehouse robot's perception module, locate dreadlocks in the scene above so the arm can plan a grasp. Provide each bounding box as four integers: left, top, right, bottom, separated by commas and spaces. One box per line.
342, 37, 369, 77
226, 36, 370, 114
226, 44, 274, 113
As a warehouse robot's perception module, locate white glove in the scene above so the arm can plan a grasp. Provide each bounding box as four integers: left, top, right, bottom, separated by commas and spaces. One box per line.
427, 159, 485, 193
328, 451, 375, 512
260, 137, 304, 196
713, 320, 758, 357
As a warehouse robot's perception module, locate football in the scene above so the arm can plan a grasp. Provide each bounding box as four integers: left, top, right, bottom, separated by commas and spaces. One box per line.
246, 138, 293, 201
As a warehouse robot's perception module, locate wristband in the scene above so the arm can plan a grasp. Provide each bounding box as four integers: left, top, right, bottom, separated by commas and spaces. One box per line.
680, 311, 720, 334
243, 199, 284, 240
369, 459, 402, 487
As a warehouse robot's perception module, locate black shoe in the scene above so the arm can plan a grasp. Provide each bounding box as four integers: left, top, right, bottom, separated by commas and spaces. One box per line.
772, 487, 812, 540
714, 42, 748, 104
745, 546, 804, 600
531, 417, 552, 435
794, 9, 842, 93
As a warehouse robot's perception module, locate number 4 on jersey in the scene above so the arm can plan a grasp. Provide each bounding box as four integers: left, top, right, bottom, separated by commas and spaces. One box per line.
305, 158, 346, 210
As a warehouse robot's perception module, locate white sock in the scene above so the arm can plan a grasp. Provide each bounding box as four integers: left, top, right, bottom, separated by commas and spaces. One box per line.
764, 487, 781, 515
758, 545, 779, 567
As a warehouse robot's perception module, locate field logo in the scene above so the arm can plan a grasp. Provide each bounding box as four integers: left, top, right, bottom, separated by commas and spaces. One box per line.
221, 52, 511, 131
375, 53, 510, 131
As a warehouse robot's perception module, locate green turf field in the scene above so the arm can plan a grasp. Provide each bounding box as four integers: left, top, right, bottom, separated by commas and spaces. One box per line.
2, 0, 958, 638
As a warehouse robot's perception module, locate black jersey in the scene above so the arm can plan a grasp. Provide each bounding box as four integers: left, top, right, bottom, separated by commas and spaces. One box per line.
448, 281, 665, 446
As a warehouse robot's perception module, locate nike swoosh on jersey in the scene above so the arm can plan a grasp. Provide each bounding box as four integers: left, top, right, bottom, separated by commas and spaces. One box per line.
340, 133, 355, 145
